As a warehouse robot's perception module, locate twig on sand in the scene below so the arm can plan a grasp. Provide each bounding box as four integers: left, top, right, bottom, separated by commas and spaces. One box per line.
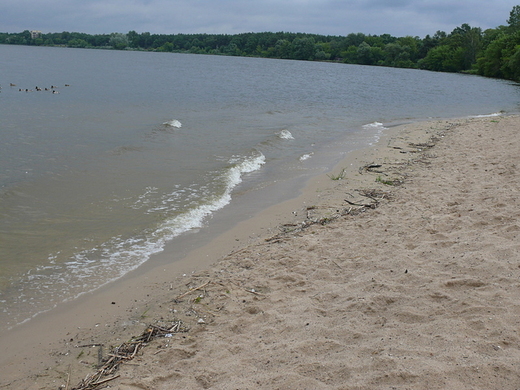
65, 365, 71, 390
88, 375, 120, 387
75, 343, 103, 348
245, 288, 265, 296
177, 280, 211, 299
227, 280, 266, 297
344, 199, 374, 208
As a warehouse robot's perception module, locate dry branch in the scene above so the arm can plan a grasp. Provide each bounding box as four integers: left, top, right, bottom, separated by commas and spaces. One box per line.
71, 320, 187, 390
177, 280, 211, 299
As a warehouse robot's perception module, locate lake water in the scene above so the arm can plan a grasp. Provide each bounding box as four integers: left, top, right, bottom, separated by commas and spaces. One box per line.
1, 44, 519, 330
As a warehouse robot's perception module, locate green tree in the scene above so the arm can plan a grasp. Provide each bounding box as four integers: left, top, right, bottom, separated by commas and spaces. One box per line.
384, 43, 412, 67
507, 5, 520, 31
86, 34, 110, 47
292, 37, 316, 60
356, 41, 373, 64
314, 42, 331, 60
109, 33, 128, 50
271, 39, 292, 58
341, 46, 358, 63
344, 32, 366, 47
477, 31, 520, 80
157, 42, 174, 52
223, 42, 242, 56
477, 34, 508, 77
448, 24, 482, 70
139, 32, 152, 49
397, 36, 420, 61
68, 38, 89, 48
127, 30, 139, 48
506, 44, 520, 80
419, 45, 463, 72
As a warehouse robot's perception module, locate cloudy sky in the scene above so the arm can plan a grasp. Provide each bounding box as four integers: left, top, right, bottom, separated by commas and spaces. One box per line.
1, 0, 518, 38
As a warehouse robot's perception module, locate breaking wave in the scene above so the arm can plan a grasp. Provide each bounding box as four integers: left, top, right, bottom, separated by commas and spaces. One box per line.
8, 151, 266, 328
471, 112, 502, 118
363, 122, 388, 145
278, 129, 294, 140
299, 153, 313, 161
163, 119, 182, 128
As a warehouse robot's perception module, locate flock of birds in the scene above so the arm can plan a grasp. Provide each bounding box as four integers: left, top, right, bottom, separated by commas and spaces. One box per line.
1, 83, 70, 93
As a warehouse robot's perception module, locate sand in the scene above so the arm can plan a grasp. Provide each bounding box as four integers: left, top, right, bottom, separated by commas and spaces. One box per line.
1, 115, 519, 389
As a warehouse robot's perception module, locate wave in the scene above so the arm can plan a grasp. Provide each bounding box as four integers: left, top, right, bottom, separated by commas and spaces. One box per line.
278, 129, 294, 140
155, 151, 265, 239
362, 121, 388, 145
362, 121, 387, 130
8, 151, 266, 329
471, 112, 502, 118
299, 153, 313, 161
163, 119, 182, 128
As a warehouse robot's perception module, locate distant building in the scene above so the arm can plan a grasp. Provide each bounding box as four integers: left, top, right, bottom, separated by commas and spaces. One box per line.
30, 30, 42, 39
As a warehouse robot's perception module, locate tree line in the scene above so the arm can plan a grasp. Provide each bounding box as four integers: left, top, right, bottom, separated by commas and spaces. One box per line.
2, 5, 520, 82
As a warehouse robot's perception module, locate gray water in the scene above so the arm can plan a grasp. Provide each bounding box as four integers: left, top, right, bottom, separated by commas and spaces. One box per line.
1, 44, 519, 330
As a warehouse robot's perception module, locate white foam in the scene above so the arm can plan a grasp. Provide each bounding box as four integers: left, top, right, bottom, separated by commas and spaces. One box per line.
362, 121, 387, 130
278, 129, 294, 140
471, 112, 502, 118
163, 119, 182, 128
155, 152, 265, 244
299, 153, 313, 161
80, 152, 265, 275
363, 122, 388, 145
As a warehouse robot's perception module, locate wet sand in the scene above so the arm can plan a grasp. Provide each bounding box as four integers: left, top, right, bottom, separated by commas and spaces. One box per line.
1, 115, 520, 389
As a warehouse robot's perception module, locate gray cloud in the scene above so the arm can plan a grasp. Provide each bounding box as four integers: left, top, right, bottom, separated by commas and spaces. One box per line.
1, 0, 518, 37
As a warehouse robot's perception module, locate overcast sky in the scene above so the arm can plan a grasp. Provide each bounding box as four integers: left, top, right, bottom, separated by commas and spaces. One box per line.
1, 0, 518, 38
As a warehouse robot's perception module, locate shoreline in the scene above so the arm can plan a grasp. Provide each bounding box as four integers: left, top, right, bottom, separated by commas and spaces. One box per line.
2, 114, 519, 389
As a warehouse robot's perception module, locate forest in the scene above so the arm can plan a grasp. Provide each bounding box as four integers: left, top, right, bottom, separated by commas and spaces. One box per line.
1, 5, 520, 82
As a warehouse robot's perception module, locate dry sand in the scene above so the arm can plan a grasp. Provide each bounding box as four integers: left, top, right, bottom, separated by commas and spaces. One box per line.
1, 115, 519, 389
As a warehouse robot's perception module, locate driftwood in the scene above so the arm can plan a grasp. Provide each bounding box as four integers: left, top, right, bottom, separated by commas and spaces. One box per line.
344, 199, 376, 208
359, 163, 383, 174
409, 142, 435, 149
71, 321, 187, 390
265, 184, 398, 244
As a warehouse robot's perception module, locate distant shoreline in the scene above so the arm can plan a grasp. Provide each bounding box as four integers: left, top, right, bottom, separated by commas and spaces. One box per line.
3, 19, 520, 83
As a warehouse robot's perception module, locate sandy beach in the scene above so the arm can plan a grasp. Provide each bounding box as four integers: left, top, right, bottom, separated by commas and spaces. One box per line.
1, 114, 519, 389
